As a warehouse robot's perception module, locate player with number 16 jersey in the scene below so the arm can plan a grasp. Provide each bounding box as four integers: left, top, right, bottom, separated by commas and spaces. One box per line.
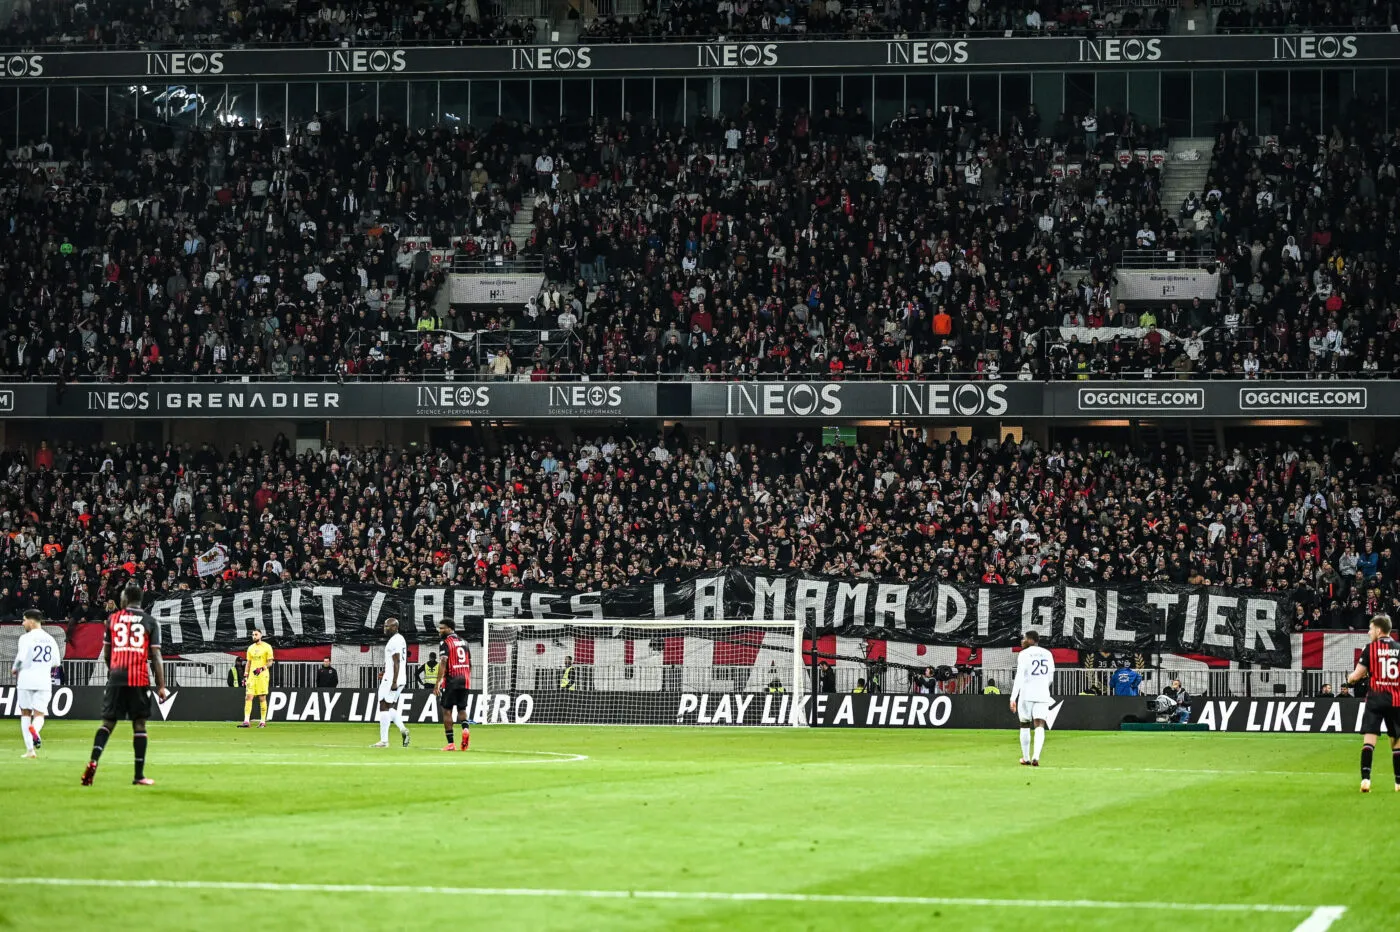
1347, 614, 1400, 792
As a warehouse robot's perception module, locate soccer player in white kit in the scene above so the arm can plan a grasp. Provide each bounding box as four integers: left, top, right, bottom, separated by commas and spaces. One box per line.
12, 610, 60, 758
1010, 630, 1055, 766
371, 617, 411, 748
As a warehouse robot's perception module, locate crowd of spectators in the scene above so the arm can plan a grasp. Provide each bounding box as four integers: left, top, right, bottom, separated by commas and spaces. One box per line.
8, 82, 1400, 381
0, 430, 1395, 633
4, 0, 1391, 51
3, 0, 530, 49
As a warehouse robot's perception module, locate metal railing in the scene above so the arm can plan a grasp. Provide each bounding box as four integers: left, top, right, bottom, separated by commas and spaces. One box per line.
450, 256, 545, 274
1115, 250, 1217, 269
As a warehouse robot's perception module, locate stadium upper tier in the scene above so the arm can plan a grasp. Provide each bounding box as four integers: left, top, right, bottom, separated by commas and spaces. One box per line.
2, 0, 1392, 51
1, 94, 1393, 382
0, 432, 1390, 632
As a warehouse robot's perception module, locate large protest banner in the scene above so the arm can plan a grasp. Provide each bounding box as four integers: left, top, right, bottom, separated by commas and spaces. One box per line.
142, 571, 1291, 666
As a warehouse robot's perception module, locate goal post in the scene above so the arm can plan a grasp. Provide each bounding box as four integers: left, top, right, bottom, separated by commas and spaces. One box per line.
483, 619, 806, 726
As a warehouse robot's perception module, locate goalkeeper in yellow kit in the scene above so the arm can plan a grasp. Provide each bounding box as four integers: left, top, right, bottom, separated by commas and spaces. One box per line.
239, 629, 274, 728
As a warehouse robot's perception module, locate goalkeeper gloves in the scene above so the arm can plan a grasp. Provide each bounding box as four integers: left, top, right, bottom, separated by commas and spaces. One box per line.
252, 667, 266, 676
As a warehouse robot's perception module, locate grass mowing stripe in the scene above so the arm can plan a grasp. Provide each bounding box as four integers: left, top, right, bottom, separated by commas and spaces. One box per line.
0, 878, 1332, 914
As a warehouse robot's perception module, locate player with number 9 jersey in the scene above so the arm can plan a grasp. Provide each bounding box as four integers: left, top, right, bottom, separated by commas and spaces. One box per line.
436, 620, 472, 751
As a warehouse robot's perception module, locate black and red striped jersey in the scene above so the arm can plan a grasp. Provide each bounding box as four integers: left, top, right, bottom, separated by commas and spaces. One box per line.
106, 608, 159, 687
1361, 636, 1400, 703
442, 634, 471, 687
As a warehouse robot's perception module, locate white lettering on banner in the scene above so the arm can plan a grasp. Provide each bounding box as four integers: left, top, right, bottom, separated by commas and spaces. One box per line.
310, 587, 340, 634
546, 385, 624, 410
1077, 388, 1205, 411
1061, 587, 1096, 641
191, 596, 223, 641
1202, 595, 1236, 650
1273, 35, 1358, 60
889, 383, 1008, 417
415, 589, 446, 631
0, 390, 13, 412
148, 599, 183, 645
832, 695, 855, 725
51, 688, 72, 717
492, 591, 523, 617
1238, 388, 1367, 411
415, 385, 491, 411
653, 583, 685, 622
85, 389, 339, 413
362, 591, 386, 629
1021, 587, 1056, 630
832, 582, 868, 626
454, 590, 487, 624
793, 580, 829, 626
1077, 38, 1162, 62
511, 46, 592, 70
568, 593, 603, 620
268, 692, 289, 717
696, 43, 779, 68
725, 383, 842, 416
326, 49, 408, 73
753, 576, 787, 621
760, 694, 778, 724
884, 40, 970, 65
1245, 702, 1265, 731
1244, 599, 1281, 656
146, 52, 225, 75
692, 576, 725, 620
1114, 269, 1218, 302
2, 54, 44, 77
1321, 703, 1343, 732
269, 588, 303, 637
1145, 592, 1177, 644
934, 584, 966, 635
232, 591, 262, 639
874, 584, 907, 629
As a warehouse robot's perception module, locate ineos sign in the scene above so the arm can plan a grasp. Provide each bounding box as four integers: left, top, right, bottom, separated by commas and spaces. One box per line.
725, 384, 842, 417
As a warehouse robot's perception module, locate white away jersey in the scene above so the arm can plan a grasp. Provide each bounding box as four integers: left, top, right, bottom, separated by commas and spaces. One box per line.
383, 633, 408, 689
14, 628, 60, 690
1012, 645, 1055, 704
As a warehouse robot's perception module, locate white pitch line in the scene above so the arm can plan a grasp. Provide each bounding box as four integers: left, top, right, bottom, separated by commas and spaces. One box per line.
0, 878, 1335, 915
1293, 906, 1348, 931
157, 750, 589, 767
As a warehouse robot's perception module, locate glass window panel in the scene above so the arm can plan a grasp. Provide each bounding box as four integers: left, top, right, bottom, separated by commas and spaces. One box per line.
563, 79, 593, 123
1161, 72, 1191, 137
1225, 71, 1255, 133
844, 75, 873, 135
217, 84, 256, 129
938, 74, 968, 111
441, 80, 470, 127
1192, 71, 1223, 137
874, 75, 904, 133
78, 86, 107, 132
812, 76, 841, 115
1390, 69, 1400, 131
657, 78, 685, 128
1065, 72, 1094, 122
1258, 70, 1288, 135
258, 83, 286, 130
469, 80, 498, 129
108, 84, 137, 129
969, 75, 997, 131
319, 82, 348, 130
1128, 72, 1160, 129
410, 81, 438, 128
193, 83, 225, 128
750, 76, 777, 115
719, 77, 746, 121
1289, 70, 1321, 134
686, 77, 715, 127
500, 80, 529, 122
0, 88, 15, 149
1322, 71, 1352, 138
1097, 72, 1127, 117
348, 82, 376, 129
1031, 72, 1063, 126
907, 74, 935, 114
1001, 74, 1030, 135
619, 78, 647, 121
287, 83, 318, 130
532, 79, 561, 126
1355, 69, 1385, 128
17, 88, 46, 143
48, 87, 76, 135
779, 76, 809, 113
379, 81, 408, 124
593, 78, 621, 120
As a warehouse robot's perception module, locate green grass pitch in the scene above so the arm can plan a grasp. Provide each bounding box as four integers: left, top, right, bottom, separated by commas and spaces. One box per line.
0, 723, 1390, 930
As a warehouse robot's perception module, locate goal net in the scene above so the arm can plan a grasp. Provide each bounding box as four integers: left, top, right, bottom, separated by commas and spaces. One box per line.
483, 620, 805, 726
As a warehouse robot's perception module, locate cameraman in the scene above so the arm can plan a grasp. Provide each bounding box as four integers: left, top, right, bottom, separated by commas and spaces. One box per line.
1162, 678, 1191, 724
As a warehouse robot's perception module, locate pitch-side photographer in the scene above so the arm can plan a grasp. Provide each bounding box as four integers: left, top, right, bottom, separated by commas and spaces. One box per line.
1162, 678, 1192, 724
